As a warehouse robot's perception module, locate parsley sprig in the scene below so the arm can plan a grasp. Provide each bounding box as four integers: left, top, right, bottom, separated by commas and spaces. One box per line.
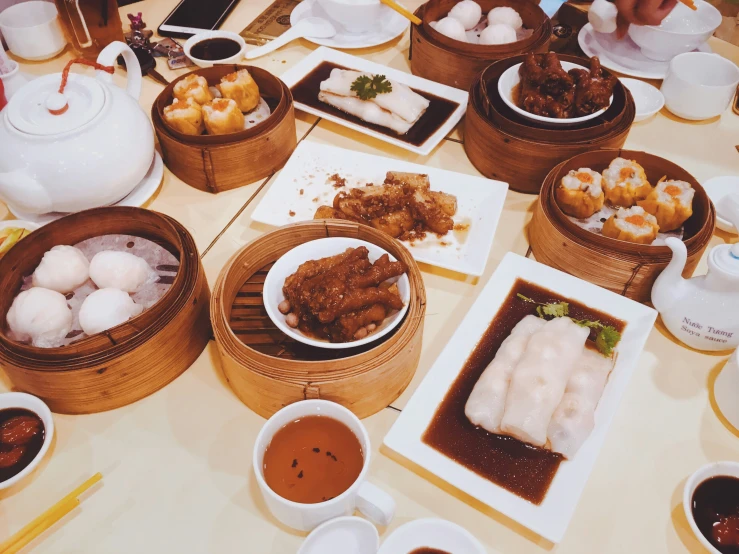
350, 74, 393, 101
517, 294, 621, 357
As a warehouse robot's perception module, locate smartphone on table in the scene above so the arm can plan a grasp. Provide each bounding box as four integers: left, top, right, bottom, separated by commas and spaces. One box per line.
158, 0, 242, 38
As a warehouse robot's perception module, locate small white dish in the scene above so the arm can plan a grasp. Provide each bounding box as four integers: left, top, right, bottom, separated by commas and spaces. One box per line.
704, 176, 739, 234
8, 152, 164, 226
280, 47, 468, 156
299, 516, 380, 554
251, 141, 508, 277
578, 23, 712, 80
263, 237, 411, 349
498, 61, 611, 126
377, 518, 486, 554
714, 350, 739, 429
383, 252, 657, 543
619, 78, 664, 122
0, 392, 54, 491
683, 461, 739, 554
291, 0, 408, 49
184, 30, 246, 68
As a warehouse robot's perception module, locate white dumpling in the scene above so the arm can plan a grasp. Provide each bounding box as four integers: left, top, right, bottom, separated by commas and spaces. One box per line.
7, 288, 72, 348
448, 0, 483, 30
487, 6, 523, 30
479, 23, 517, 45
79, 288, 144, 336
32, 245, 90, 294
435, 17, 468, 42
89, 251, 158, 293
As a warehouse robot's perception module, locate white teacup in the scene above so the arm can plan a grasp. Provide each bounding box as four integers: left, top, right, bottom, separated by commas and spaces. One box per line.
661, 52, 739, 120
0, 1, 66, 61
253, 400, 395, 532
314, 0, 384, 34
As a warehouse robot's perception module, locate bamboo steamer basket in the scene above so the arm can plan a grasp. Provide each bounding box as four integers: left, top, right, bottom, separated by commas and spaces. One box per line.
529, 149, 716, 302
153, 65, 297, 194
410, 0, 552, 90
0, 207, 211, 413
211, 221, 426, 419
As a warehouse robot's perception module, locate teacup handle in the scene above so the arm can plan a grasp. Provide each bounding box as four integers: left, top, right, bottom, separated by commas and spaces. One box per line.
356, 482, 395, 527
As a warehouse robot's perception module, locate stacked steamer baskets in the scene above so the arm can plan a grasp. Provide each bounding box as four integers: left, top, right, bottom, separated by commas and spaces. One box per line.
411, 0, 552, 91
152, 65, 297, 194
530, 150, 716, 302
0, 208, 211, 414
211, 222, 426, 419
465, 54, 635, 194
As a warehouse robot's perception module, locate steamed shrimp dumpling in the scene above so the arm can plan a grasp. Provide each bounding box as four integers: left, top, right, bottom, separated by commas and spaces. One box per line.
487, 6, 523, 30
448, 0, 483, 30
435, 17, 468, 42
79, 288, 144, 335
479, 23, 517, 45
7, 288, 72, 348
32, 245, 90, 293
89, 251, 158, 293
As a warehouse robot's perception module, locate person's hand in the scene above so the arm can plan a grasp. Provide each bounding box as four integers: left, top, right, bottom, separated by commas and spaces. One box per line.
614, 0, 678, 37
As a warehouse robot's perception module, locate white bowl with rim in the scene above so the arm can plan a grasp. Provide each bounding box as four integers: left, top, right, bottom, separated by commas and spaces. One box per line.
498, 61, 612, 126
0, 392, 54, 490
619, 78, 664, 122
263, 237, 411, 350
183, 30, 246, 68
377, 518, 486, 554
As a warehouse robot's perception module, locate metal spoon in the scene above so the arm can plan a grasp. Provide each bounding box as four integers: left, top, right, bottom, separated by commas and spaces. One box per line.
245, 17, 336, 60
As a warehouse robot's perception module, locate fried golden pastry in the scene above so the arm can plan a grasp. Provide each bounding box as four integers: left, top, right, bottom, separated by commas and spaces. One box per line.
602, 158, 652, 208
637, 179, 694, 232
173, 74, 213, 105
218, 69, 260, 112
202, 98, 245, 135
163, 98, 204, 136
556, 168, 605, 219
601, 206, 659, 244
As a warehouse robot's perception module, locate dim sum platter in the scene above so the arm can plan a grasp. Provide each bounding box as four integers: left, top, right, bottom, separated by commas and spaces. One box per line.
280, 47, 469, 155
251, 141, 509, 276
383, 253, 657, 543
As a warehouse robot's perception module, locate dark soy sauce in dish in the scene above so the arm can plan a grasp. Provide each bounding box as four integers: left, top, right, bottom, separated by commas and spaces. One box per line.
290, 61, 458, 147
0, 408, 45, 483
410, 549, 451, 554
190, 38, 242, 61
422, 279, 625, 505
692, 476, 739, 553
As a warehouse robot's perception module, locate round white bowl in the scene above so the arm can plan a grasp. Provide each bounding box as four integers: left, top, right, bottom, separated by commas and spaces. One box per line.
0, 392, 54, 490
183, 31, 246, 68
683, 461, 739, 554
619, 78, 664, 122
628, 0, 722, 62
498, 61, 612, 126
377, 518, 487, 554
263, 237, 411, 350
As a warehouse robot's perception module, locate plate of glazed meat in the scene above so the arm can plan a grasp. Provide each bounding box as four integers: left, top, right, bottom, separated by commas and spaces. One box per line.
384, 252, 657, 543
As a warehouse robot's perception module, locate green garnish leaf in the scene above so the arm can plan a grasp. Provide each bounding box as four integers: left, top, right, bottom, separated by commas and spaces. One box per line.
595, 325, 621, 357
540, 301, 569, 318
350, 74, 393, 101
517, 293, 536, 303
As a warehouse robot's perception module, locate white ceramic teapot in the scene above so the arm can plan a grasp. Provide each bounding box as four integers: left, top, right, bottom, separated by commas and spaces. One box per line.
651, 237, 739, 351
0, 42, 154, 215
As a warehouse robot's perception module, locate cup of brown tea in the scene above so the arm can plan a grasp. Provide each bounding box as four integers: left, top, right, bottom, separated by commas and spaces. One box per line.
253, 400, 395, 532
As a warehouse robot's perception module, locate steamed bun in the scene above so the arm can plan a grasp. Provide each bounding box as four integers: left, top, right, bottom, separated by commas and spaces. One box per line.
448, 0, 483, 30
487, 6, 523, 30
7, 288, 72, 348
79, 288, 144, 335
32, 245, 90, 294
89, 251, 158, 293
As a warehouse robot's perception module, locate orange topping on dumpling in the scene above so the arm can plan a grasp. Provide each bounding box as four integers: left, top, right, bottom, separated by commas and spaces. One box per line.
665, 185, 682, 196
211, 99, 232, 112
170, 99, 190, 110
576, 172, 593, 183
625, 215, 646, 226
186, 81, 201, 92
620, 167, 635, 180
224, 72, 239, 82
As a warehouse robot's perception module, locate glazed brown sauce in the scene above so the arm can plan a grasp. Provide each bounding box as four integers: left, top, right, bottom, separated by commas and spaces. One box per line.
263, 415, 364, 504
410, 549, 451, 554
290, 61, 458, 146
190, 38, 242, 61
0, 408, 45, 483
692, 476, 739, 553
422, 279, 625, 505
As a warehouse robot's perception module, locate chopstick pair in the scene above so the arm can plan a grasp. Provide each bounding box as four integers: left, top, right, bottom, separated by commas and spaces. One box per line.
0, 473, 102, 554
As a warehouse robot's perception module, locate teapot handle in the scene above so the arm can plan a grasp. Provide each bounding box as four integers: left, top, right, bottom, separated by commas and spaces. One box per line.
96, 42, 142, 101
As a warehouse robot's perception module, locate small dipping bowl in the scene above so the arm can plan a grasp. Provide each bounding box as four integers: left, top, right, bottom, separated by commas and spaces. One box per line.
377, 518, 487, 554
683, 461, 739, 554
0, 392, 54, 490
498, 61, 612, 126
184, 30, 246, 68
620, 78, 664, 122
299, 516, 379, 554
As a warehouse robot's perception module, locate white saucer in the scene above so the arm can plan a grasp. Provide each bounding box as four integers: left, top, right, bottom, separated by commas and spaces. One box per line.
619, 78, 664, 121
579, 23, 712, 79
377, 518, 486, 554
9, 152, 164, 226
290, 0, 409, 49
703, 175, 739, 234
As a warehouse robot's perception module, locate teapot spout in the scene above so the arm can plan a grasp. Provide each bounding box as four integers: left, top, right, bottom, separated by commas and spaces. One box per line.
651, 237, 688, 314
0, 168, 52, 215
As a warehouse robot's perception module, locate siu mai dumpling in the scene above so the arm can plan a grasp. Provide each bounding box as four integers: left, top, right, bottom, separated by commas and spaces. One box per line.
163, 98, 204, 136
173, 74, 214, 105
202, 98, 245, 135
218, 69, 260, 113
637, 179, 694, 232
602, 158, 652, 208
601, 206, 659, 244
556, 168, 605, 219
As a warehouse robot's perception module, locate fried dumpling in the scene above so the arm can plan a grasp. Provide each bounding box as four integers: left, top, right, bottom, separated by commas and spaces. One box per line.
173, 74, 214, 105
202, 98, 245, 135
637, 179, 694, 232
218, 69, 260, 113
601, 206, 659, 244
556, 168, 605, 219
602, 158, 652, 208
163, 98, 204, 136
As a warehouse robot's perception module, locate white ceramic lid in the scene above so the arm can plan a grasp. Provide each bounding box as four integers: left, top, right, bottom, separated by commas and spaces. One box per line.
298, 517, 379, 554
709, 242, 739, 279
7, 73, 105, 136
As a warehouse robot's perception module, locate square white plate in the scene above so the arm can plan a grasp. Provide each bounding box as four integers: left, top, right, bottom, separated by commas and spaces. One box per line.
251, 141, 509, 276
383, 253, 657, 543
280, 47, 469, 155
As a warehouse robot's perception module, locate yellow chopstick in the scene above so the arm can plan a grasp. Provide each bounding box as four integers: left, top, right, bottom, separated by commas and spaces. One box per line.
379, 0, 422, 25
3, 498, 80, 554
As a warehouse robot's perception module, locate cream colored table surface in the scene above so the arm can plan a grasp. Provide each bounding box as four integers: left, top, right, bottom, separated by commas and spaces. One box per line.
1, 1, 739, 552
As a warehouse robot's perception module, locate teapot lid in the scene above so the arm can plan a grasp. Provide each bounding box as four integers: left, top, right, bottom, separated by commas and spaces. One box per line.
709, 243, 739, 279
6, 73, 105, 136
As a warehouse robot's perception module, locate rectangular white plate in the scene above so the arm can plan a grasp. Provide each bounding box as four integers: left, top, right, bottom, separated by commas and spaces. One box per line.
251, 141, 509, 276
383, 253, 657, 543
280, 47, 469, 155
